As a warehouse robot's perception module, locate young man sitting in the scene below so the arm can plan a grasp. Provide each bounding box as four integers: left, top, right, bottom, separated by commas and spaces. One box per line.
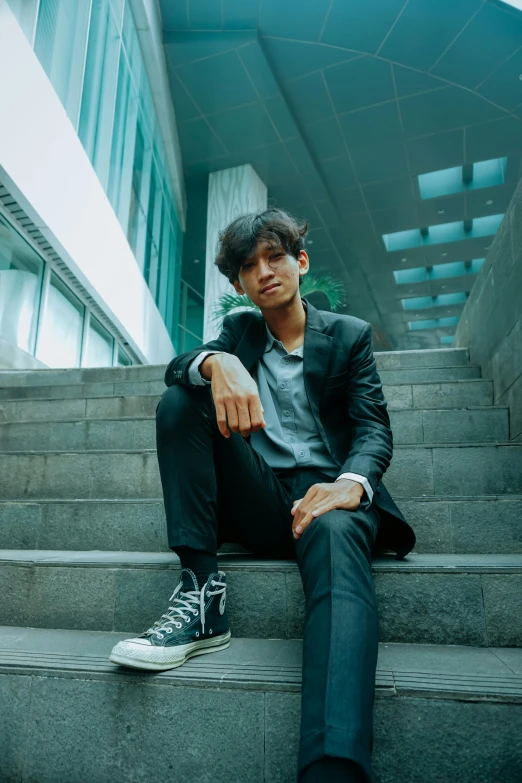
110, 208, 415, 783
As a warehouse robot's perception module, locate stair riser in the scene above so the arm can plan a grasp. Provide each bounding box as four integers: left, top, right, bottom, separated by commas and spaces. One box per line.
0, 561, 520, 646
2, 498, 520, 554
379, 366, 480, 384
0, 349, 470, 389
385, 380, 493, 410
0, 380, 166, 401
0, 380, 494, 421
375, 348, 469, 369
1, 670, 519, 783
0, 408, 509, 452
1, 446, 521, 499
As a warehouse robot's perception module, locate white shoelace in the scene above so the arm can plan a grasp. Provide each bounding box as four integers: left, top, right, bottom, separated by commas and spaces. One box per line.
146, 575, 226, 638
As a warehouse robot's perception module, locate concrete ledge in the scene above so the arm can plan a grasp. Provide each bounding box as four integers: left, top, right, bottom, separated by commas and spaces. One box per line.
1, 495, 521, 555
0, 551, 520, 645
0, 627, 521, 783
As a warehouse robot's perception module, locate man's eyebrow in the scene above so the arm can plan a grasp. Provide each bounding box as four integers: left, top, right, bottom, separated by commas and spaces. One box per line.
243, 245, 284, 263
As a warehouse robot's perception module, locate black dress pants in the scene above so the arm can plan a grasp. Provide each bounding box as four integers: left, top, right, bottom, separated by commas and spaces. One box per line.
156, 383, 381, 783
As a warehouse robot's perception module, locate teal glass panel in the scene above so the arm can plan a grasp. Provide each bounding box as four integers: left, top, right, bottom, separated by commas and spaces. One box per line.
440, 335, 454, 344
78, 0, 121, 190
34, 0, 91, 126
0, 214, 44, 355
6, 0, 39, 43
430, 261, 467, 280
182, 330, 203, 351
83, 315, 113, 367
436, 292, 468, 306
384, 216, 504, 251
393, 267, 428, 284
418, 158, 507, 199
36, 272, 84, 367
401, 296, 433, 310
116, 344, 132, 365
469, 258, 485, 274
185, 290, 204, 338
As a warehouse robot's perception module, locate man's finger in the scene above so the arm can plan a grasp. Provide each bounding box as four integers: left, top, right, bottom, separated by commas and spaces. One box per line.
215, 400, 230, 438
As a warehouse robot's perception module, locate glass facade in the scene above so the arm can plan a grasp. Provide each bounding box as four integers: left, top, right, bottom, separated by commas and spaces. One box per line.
0, 212, 131, 367
0, 213, 44, 355
177, 280, 204, 353
7, 0, 184, 361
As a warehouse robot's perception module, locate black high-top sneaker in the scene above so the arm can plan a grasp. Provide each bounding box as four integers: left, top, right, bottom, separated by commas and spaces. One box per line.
109, 568, 231, 671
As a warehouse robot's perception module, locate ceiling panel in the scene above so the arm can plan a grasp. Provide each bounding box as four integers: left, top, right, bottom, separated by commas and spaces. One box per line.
163, 0, 522, 348
400, 86, 507, 137
262, 39, 360, 83
324, 57, 395, 114
431, 2, 522, 89
378, 0, 482, 71
321, 0, 405, 53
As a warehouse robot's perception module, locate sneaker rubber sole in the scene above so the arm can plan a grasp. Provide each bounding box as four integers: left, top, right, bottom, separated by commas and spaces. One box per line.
109, 630, 232, 672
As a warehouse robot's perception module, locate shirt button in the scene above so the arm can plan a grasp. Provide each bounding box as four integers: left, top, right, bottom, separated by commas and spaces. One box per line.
280, 383, 286, 389
299, 451, 305, 457
284, 409, 291, 416
282, 358, 289, 364
290, 437, 296, 443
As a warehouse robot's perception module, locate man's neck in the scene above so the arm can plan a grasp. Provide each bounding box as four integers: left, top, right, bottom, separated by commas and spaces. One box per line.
261, 295, 307, 347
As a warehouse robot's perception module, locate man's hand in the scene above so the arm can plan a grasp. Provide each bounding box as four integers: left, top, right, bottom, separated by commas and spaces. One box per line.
202, 354, 266, 439
291, 479, 365, 539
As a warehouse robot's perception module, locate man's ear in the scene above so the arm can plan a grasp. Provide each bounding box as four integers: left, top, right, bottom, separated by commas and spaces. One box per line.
233, 278, 245, 295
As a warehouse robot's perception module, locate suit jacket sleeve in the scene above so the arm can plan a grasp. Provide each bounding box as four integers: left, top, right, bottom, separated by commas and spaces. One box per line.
164, 314, 240, 387
339, 322, 393, 495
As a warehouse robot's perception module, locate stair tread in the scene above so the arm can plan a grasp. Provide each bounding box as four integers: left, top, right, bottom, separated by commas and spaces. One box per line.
0, 625, 519, 700
2, 549, 522, 572
0, 405, 509, 425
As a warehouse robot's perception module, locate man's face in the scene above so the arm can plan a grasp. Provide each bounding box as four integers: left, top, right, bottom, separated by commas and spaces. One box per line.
233, 240, 309, 309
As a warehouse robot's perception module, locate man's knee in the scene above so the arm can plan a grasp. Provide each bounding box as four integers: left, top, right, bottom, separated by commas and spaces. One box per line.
156, 383, 211, 433
308, 508, 376, 551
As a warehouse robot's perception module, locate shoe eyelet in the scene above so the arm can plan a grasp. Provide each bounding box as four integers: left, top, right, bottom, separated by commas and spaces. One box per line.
176, 622, 182, 628
158, 633, 164, 639
195, 631, 199, 637
209, 629, 213, 634
193, 610, 198, 616
166, 628, 172, 633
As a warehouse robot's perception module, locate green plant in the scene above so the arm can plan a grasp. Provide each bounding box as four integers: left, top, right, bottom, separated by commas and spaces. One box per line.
210, 273, 346, 326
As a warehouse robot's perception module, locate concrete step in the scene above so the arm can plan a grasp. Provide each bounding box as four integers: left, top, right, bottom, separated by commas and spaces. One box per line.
0, 551, 521, 646
2, 496, 521, 555
0, 407, 509, 452
1, 626, 520, 783
385, 378, 493, 409
374, 347, 470, 369
0, 378, 166, 401
0, 348, 470, 390
0, 379, 495, 421
0, 367, 481, 402
379, 365, 481, 384
1, 443, 521, 500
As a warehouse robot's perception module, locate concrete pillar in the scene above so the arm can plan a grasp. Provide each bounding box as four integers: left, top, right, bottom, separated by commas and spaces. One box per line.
204, 164, 267, 341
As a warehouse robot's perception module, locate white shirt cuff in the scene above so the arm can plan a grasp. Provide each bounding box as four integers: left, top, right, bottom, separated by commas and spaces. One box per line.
187, 351, 222, 385
335, 472, 373, 505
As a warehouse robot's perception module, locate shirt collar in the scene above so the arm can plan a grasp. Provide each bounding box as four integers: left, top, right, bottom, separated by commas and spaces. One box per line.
263, 300, 307, 355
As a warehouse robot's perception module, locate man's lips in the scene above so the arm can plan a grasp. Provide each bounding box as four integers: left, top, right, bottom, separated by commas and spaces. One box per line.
261, 283, 280, 293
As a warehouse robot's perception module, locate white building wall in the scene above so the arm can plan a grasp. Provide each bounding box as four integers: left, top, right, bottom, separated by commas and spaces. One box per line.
0, 0, 178, 364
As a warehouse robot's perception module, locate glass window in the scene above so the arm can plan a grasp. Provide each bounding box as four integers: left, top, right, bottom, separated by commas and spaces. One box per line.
107, 54, 139, 230
83, 315, 114, 367
36, 272, 84, 367
116, 344, 131, 366
6, 0, 40, 44
0, 214, 44, 355
34, 0, 91, 127
78, 0, 121, 190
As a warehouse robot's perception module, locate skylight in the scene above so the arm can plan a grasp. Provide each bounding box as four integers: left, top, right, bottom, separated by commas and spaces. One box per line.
408, 316, 460, 331
393, 258, 485, 285
418, 158, 507, 200
402, 292, 468, 310
383, 215, 503, 252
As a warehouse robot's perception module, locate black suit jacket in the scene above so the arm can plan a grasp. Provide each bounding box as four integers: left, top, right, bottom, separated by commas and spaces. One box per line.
165, 297, 416, 559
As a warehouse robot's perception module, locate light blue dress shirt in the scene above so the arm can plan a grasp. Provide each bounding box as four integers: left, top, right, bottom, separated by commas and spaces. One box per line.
187, 320, 373, 505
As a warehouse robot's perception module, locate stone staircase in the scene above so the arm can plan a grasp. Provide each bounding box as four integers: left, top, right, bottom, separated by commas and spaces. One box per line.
0, 347, 521, 782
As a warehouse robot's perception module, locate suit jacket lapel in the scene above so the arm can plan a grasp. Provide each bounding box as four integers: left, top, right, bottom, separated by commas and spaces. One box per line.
232, 298, 335, 456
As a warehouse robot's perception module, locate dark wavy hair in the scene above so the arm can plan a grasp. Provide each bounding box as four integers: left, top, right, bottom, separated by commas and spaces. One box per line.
215, 208, 309, 286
